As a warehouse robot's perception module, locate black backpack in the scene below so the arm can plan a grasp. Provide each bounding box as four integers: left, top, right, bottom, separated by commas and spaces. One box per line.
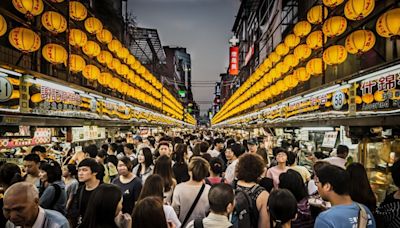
49, 184, 62, 213
231, 184, 263, 228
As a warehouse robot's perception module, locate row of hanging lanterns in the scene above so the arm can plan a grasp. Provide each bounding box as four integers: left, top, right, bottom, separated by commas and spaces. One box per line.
6, 0, 191, 122
214, 2, 396, 125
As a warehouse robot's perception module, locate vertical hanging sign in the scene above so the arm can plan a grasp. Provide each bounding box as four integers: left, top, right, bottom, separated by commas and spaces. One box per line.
229, 47, 239, 76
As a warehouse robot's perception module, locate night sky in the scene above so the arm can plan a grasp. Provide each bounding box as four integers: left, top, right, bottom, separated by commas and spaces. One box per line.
129, 0, 240, 115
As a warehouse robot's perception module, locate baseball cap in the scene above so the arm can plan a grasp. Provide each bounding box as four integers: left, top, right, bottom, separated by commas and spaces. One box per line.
247, 138, 258, 145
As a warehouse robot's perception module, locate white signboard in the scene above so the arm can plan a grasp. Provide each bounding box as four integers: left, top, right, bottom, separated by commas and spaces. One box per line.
322, 131, 338, 148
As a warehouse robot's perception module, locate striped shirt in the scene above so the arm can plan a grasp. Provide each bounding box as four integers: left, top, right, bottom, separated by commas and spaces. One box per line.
376, 192, 400, 228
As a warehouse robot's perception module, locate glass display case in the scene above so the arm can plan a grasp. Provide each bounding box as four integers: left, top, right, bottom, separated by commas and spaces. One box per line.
359, 138, 400, 203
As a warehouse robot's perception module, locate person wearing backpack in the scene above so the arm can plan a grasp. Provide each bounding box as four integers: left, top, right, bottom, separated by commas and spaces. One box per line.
233, 153, 270, 228
186, 183, 234, 228
38, 159, 67, 215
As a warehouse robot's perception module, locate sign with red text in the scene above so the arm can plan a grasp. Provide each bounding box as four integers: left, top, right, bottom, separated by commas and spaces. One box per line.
229, 47, 239, 76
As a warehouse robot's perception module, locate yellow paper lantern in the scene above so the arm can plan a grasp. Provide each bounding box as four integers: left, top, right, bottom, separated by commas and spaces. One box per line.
108, 58, 121, 70
69, 54, 86, 73
69, 1, 87, 21
285, 74, 299, 88
376, 8, 400, 38
117, 47, 129, 60
0, 14, 7, 37
294, 67, 310, 82
126, 55, 136, 66
41, 11, 67, 34
270, 84, 280, 96
108, 39, 122, 53
12, 0, 44, 17
306, 30, 326, 49
307, 5, 328, 24
69, 29, 87, 47
293, 21, 312, 38
82, 65, 100, 80
98, 72, 113, 86
284, 54, 299, 68
96, 50, 113, 65
137, 66, 146, 75
344, 0, 375, 21
110, 77, 122, 90
96, 29, 113, 44
294, 44, 312, 60
345, 30, 376, 54
84, 17, 103, 34
323, 0, 345, 8
306, 58, 325, 75
42, 43, 67, 64
49, 0, 64, 2
268, 52, 281, 64
284, 34, 300, 49
82, 41, 101, 58
275, 43, 289, 56
322, 16, 347, 37
276, 62, 289, 75
260, 59, 272, 73
269, 68, 282, 81
9, 27, 41, 53
323, 45, 348, 65
131, 61, 141, 70
117, 64, 129, 76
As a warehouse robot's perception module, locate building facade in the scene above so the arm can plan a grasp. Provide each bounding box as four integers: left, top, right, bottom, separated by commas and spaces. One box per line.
222, 0, 399, 117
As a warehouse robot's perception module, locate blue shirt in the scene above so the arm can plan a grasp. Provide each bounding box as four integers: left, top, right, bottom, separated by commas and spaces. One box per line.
314, 202, 376, 228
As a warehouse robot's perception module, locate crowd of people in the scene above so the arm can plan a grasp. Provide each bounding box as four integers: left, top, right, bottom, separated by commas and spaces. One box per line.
0, 130, 399, 228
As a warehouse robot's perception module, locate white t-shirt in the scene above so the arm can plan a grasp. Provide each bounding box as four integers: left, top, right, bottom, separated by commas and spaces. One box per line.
323, 157, 346, 169
208, 149, 220, 158
224, 159, 238, 184
163, 205, 181, 228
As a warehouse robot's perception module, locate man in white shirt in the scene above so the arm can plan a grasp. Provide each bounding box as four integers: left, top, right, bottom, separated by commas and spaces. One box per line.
186, 183, 234, 228
323, 145, 349, 169
224, 143, 245, 184
208, 138, 224, 158
4, 182, 69, 228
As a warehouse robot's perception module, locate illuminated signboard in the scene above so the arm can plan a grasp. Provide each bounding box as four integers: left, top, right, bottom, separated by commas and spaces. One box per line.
229, 47, 239, 76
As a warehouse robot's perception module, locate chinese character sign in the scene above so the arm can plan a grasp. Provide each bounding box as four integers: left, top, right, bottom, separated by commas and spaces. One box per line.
229, 47, 239, 76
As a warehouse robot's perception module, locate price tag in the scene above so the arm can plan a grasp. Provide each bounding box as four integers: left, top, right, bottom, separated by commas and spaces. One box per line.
0, 77, 13, 102
332, 91, 346, 110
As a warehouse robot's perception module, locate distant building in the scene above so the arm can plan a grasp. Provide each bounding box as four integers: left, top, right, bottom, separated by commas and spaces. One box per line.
163, 46, 199, 118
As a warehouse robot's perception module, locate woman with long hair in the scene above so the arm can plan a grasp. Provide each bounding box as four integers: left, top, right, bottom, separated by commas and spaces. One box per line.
279, 169, 315, 228
132, 147, 154, 184
138, 174, 181, 228
346, 162, 377, 212
172, 143, 190, 184
112, 157, 143, 214
38, 160, 67, 215
268, 189, 298, 228
154, 155, 176, 204
132, 196, 173, 228
80, 184, 131, 228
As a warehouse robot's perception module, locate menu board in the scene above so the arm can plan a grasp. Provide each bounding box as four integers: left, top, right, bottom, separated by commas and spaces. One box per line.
71, 126, 106, 142
0, 128, 51, 149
